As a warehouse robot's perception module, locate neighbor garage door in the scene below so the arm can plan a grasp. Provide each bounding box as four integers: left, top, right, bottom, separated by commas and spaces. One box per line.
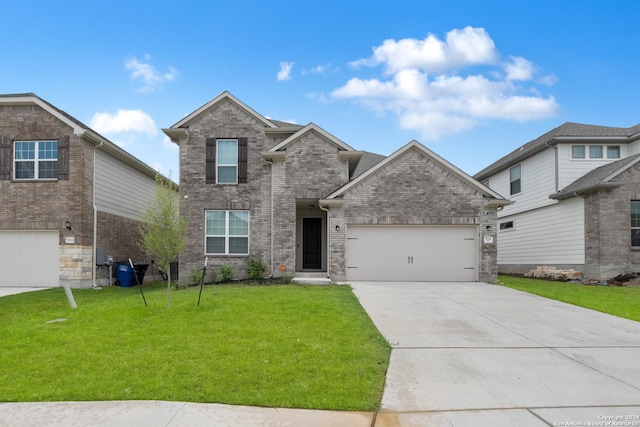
346, 225, 477, 281
0, 231, 59, 287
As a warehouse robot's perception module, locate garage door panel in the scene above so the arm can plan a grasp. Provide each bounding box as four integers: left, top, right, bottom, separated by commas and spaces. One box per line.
0, 231, 59, 287
346, 226, 477, 282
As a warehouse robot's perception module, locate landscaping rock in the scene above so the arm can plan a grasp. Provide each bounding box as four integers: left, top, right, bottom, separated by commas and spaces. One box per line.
524, 266, 583, 281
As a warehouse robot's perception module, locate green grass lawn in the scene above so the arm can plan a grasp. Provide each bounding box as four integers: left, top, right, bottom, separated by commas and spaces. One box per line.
0, 283, 390, 411
498, 275, 640, 322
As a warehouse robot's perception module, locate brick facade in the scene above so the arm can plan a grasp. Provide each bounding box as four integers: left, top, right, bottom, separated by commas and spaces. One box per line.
177, 99, 276, 282
0, 104, 95, 287
171, 94, 502, 284
0, 96, 160, 288
584, 164, 640, 279
336, 147, 498, 282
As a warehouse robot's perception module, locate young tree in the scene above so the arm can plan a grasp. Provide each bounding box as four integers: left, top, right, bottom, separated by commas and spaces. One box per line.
140, 174, 186, 307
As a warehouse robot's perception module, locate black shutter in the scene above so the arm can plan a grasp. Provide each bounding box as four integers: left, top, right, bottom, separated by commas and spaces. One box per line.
205, 138, 216, 184
238, 137, 248, 184
0, 136, 10, 180
57, 135, 69, 180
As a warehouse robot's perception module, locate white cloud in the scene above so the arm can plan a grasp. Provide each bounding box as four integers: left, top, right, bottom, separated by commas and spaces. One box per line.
350, 27, 498, 74
125, 55, 177, 92
504, 56, 535, 81
333, 27, 559, 140
301, 63, 336, 75
163, 134, 178, 151
90, 109, 157, 136
277, 61, 294, 81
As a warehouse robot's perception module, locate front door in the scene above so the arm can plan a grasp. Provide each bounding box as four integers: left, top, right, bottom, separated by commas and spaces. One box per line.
303, 218, 322, 269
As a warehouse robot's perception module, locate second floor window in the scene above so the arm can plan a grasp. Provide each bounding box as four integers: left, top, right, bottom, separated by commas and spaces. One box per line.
509, 164, 521, 195
216, 139, 238, 184
14, 141, 58, 180
205, 137, 248, 184
607, 146, 621, 159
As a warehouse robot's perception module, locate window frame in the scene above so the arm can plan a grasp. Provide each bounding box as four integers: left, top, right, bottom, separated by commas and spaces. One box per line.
509, 164, 522, 195
499, 220, 515, 232
632, 201, 640, 249
571, 145, 586, 159
216, 139, 238, 184
589, 145, 603, 159
205, 210, 250, 255
13, 140, 59, 180
607, 145, 621, 159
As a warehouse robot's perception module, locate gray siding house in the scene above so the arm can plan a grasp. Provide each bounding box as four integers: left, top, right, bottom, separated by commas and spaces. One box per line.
163, 91, 510, 284
474, 122, 640, 279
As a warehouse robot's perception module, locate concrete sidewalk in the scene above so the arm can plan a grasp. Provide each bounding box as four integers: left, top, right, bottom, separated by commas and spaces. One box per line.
0, 401, 373, 427
352, 281, 640, 426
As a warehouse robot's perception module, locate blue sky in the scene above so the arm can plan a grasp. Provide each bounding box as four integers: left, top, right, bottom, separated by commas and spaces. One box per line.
2, 1, 638, 180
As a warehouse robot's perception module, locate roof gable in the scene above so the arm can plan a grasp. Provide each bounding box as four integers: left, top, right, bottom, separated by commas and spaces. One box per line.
168, 91, 276, 130
324, 140, 508, 204
267, 122, 354, 152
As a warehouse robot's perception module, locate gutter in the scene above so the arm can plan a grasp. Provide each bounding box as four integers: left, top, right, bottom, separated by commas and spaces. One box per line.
92, 140, 104, 288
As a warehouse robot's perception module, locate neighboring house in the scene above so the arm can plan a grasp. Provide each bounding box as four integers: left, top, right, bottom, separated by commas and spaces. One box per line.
163, 91, 510, 284
0, 94, 163, 288
474, 122, 640, 280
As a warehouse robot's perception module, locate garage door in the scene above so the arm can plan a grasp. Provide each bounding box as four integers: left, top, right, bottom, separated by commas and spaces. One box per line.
0, 231, 59, 287
346, 225, 477, 281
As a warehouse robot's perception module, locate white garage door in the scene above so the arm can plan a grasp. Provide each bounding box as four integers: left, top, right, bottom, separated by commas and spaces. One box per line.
346, 225, 477, 282
0, 231, 59, 287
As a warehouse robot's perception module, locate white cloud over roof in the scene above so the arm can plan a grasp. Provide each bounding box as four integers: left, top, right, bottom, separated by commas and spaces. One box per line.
333, 26, 559, 140
90, 109, 157, 136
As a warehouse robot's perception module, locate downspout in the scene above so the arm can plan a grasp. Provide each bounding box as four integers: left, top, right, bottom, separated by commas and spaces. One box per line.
265, 159, 274, 278
92, 140, 104, 288
318, 203, 330, 279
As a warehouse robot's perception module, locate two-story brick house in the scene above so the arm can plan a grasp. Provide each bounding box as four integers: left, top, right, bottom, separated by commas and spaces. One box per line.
474, 122, 640, 280
0, 94, 162, 288
163, 91, 510, 283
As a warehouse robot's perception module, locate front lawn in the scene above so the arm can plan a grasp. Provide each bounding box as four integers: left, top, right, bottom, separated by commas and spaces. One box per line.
499, 275, 640, 322
0, 283, 390, 411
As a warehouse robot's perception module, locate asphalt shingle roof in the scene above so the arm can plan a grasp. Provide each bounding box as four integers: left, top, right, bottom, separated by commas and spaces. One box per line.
551, 153, 640, 199
474, 122, 640, 180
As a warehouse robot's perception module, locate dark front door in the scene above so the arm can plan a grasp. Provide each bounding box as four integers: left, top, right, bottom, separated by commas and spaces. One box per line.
303, 218, 322, 269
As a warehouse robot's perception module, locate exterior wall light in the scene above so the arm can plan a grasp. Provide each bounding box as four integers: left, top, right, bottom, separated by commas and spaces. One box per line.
335, 225, 340, 231
65, 219, 72, 231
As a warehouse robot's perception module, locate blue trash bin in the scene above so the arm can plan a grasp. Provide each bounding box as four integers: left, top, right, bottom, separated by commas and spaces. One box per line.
115, 262, 135, 287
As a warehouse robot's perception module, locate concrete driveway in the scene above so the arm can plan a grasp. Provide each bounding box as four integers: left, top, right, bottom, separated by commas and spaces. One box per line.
351, 281, 640, 427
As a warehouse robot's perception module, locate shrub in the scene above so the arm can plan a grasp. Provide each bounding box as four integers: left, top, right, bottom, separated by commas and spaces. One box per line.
247, 257, 267, 280
189, 267, 205, 287
217, 264, 234, 283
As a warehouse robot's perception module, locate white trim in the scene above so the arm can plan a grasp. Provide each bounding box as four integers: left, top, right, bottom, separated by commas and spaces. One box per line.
204, 210, 250, 256
13, 140, 58, 180
216, 139, 238, 185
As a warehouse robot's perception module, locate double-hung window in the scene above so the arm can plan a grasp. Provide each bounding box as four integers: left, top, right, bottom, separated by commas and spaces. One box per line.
509, 164, 522, 195
205, 210, 249, 255
216, 139, 238, 184
14, 140, 58, 180
632, 201, 640, 248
